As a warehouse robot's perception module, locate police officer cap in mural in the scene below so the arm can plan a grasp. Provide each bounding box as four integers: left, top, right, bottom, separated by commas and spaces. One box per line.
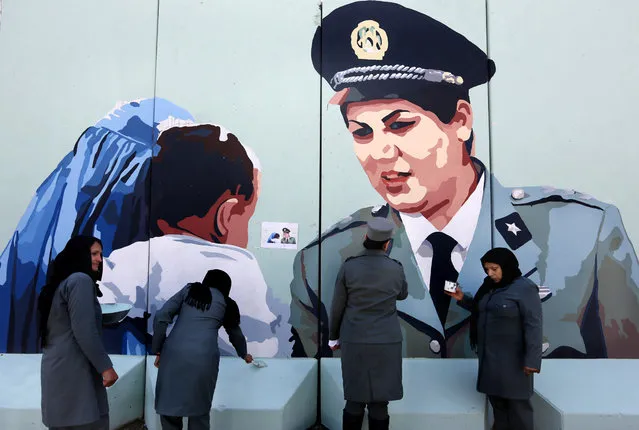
311, 0, 495, 103
289, 0, 639, 360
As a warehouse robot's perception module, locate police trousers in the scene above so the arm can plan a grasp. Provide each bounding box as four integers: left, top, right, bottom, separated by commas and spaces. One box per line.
160, 414, 210, 430
345, 400, 389, 420
488, 396, 533, 430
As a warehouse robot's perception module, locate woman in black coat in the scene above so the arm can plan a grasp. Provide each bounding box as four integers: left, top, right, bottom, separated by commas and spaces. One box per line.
447, 247, 543, 430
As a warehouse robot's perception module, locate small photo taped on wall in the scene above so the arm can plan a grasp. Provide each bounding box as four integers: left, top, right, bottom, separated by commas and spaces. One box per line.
261, 222, 298, 250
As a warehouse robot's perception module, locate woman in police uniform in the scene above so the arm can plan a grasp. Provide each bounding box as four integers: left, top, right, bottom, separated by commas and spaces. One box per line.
447, 248, 543, 430
151, 270, 253, 430
329, 218, 408, 430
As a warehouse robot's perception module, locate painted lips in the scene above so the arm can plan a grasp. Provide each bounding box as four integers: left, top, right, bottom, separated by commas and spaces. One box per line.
381, 171, 411, 184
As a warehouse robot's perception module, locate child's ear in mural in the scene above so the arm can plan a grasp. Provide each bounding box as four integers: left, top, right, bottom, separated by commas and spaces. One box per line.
216, 191, 260, 249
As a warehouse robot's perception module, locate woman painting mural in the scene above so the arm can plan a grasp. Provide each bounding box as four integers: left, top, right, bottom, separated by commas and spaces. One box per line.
447, 248, 543, 430
151, 269, 253, 430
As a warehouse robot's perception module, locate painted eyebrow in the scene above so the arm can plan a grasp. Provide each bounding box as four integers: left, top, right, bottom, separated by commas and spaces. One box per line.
347, 109, 410, 127
347, 120, 369, 128
381, 109, 409, 123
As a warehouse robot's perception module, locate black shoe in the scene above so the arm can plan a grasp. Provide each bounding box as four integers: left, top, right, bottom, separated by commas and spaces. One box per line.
368, 416, 390, 430
342, 410, 364, 430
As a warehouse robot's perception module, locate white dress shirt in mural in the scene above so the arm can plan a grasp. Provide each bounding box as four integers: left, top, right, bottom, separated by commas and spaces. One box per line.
99, 234, 289, 357
400, 173, 485, 288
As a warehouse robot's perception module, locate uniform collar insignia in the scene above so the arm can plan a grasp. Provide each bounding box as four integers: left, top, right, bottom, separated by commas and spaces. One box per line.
495, 212, 532, 250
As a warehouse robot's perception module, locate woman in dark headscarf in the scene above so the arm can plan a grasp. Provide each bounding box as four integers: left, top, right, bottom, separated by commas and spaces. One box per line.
38, 235, 118, 430
446, 247, 543, 430
151, 269, 253, 430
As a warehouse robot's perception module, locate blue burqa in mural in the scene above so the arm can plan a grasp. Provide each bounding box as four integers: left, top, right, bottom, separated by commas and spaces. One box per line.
0, 98, 194, 353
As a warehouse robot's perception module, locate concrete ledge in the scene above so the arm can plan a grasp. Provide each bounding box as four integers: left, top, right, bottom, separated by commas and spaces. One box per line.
0, 353, 144, 430
144, 357, 318, 430
107, 355, 145, 429
533, 359, 639, 430
321, 358, 486, 430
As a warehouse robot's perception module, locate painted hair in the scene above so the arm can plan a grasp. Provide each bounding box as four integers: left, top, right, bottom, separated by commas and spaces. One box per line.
149, 124, 259, 241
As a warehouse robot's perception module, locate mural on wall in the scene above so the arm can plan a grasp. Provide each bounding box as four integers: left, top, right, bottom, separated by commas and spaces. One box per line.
0, 98, 292, 357
1, 0, 638, 363
289, 0, 639, 359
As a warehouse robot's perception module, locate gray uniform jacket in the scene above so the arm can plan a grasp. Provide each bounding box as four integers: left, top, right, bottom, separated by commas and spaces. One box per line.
289, 160, 639, 359
151, 285, 247, 417
461, 276, 543, 399
41, 272, 113, 428
329, 250, 408, 343
330, 249, 408, 403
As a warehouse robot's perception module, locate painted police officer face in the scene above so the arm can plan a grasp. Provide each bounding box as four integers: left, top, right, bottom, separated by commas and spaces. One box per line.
345, 98, 474, 214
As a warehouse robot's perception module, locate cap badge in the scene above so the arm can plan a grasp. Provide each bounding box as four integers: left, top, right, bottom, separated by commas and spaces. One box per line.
351, 20, 389, 61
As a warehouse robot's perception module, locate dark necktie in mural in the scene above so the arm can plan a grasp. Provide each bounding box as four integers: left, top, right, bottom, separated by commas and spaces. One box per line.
428, 232, 459, 326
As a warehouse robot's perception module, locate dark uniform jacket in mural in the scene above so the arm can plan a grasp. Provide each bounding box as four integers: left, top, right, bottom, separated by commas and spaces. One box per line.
460, 276, 542, 399
289, 163, 639, 359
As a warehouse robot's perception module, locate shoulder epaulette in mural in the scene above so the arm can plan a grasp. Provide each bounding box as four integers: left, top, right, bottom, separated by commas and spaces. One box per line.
507, 186, 607, 211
